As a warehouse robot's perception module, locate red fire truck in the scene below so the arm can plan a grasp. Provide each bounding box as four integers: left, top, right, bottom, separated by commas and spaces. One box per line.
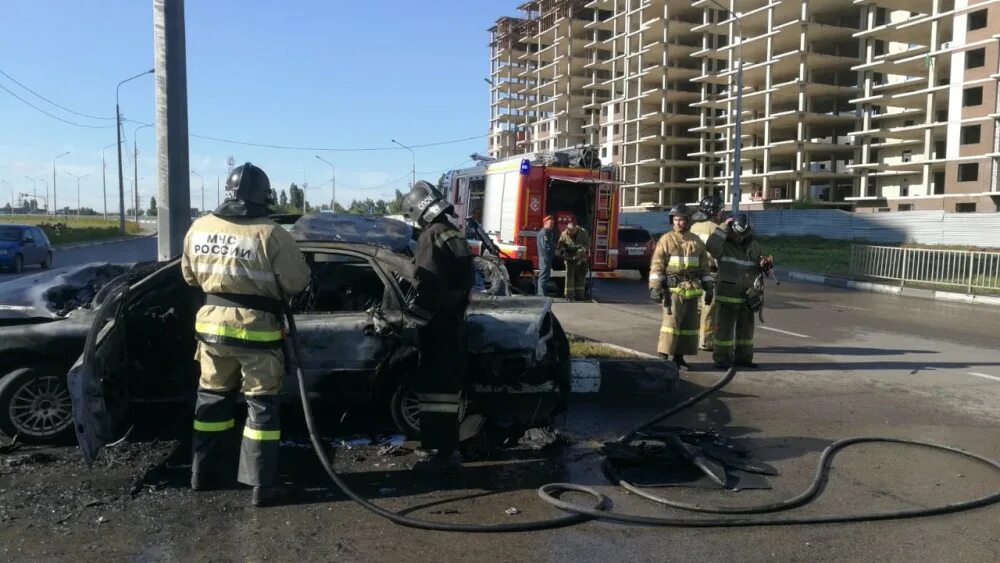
442, 148, 639, 294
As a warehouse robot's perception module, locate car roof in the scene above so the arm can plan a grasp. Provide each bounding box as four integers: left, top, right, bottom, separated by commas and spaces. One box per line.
0, 224, 29, 229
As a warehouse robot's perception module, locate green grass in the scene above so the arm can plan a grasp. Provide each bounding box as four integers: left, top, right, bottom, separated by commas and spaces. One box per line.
758, 235, 852, 276
568, 335, 644, 359
0, 215, 141, 245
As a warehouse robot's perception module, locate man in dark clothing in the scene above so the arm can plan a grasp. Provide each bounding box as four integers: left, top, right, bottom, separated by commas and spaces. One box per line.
402, 181, 475, 467
536, 215, 557, 296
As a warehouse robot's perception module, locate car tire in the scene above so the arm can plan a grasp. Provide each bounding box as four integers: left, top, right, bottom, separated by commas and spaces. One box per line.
0, 367, 75, 444
12, 254, 23, 274
389, 383, 468, 439
41, 252, 53, 269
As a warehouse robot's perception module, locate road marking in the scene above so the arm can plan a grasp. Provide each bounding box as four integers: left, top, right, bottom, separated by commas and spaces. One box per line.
759, 326, 812, 339
968, 372, 1000, 383
833, 304, 868, 312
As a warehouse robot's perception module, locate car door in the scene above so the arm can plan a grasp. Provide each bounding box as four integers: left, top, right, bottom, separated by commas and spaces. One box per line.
20, 228, 39, 263
288, 249, 404, 403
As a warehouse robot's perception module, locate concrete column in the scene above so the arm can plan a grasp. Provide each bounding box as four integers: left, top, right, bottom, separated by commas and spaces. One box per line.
153, 0, 191, 261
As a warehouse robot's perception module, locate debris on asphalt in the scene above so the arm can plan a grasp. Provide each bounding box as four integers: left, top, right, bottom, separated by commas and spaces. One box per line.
517, 427, 568, 451
504, 507, 521, 516
0, 435, 20, 454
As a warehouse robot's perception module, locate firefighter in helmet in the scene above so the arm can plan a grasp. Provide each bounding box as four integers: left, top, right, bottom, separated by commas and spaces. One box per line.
402, 180, 475, 468
557, 216, 591, 301
690, 195, 724, 351
648, 203, 712, 370
182, 162, 311, 507
705, 212, 772, 369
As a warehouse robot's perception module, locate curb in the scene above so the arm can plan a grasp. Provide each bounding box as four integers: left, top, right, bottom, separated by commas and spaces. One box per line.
570, 356, 679, 395
785, 270, 1000, 308
55, 232, 156, 251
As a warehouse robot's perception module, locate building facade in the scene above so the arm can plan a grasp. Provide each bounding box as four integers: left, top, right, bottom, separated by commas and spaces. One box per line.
487, 0, 1000, 212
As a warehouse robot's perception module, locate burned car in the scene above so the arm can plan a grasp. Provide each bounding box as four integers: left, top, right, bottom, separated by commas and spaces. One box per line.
0, 215, 570, 462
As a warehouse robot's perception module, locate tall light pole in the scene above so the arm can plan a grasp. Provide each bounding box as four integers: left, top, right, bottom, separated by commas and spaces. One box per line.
190, 170, 203, 213
101, 143, 116, 220
116, 69, 154, 233
391, 139, 416, 188
314, 155, 336, 211
707, 0, 744, 212
65, 171, 92, 217
53, 151, 70, 215
132, 177, 144, 223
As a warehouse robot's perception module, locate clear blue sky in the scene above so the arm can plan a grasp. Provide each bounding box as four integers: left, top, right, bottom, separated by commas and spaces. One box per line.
1, 0, 515, 212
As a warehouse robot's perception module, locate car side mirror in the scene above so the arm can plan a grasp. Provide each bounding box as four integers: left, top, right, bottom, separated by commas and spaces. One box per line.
22, 235, 34, 243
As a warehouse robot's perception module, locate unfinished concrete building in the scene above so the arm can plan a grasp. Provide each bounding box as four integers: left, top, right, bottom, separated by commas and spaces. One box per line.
690, 0, 863, 210
850, 0, 1000, 213
488, 2, 599, 159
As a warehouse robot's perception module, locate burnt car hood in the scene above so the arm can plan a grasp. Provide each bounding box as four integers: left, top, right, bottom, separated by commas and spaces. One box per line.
0, 263, 132, 325
291, 214, 414, 253
466, 295, 553, 360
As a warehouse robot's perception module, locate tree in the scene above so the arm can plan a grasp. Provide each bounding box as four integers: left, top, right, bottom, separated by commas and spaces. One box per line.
386, 189, 406, 215
333, 202, 347, 214
270, 188, 278, 204
2, 203, 11, 214
279, 189, 288, 208
148, 196, 158, 217
289, 183, 305, 211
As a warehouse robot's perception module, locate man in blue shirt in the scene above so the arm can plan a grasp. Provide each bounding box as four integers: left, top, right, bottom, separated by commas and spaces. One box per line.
536, 215, 557, 296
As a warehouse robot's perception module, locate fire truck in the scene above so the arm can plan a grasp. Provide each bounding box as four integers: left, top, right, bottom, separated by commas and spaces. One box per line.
442, 147, 640, 295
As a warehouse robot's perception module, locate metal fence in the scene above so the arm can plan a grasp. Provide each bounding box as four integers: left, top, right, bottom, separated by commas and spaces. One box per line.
850, 245, 1000, 293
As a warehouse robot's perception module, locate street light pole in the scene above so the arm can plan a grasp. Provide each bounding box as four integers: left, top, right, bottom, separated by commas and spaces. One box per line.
101, 143, 116, 220
190, 170, 203, 213
391, 139, 416, 188
53, 151, 70, 215
707, 0, 744, 212
116, 69, 154, 233
66, 172, 92, 217
314, 155, 336, 211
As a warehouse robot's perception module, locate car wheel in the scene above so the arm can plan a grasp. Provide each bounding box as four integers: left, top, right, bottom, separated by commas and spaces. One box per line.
12, 254, 23, 274
41, 252, 53, 269
389, 383, 468, 439
0, 368, 75, 444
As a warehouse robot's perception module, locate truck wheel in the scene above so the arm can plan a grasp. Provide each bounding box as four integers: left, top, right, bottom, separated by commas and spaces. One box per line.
0, 368, 75, 444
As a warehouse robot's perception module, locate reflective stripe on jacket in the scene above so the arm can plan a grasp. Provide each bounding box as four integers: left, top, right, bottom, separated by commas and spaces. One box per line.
181, 214, 311, 349
648, 230, 711, 294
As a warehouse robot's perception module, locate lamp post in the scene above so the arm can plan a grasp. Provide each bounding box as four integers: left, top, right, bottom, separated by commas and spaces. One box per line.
53, 151, 70, 215
101, 143, 116, 220
190, 170, 203, 214
706, 0, 744, 212
314, 155, 336, 211
65, 171, 92, 217
391, 139, 416, 188
116, 69, 154, 233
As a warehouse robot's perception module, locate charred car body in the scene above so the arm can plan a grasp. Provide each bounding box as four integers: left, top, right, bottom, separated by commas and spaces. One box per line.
0, 215, 570, 462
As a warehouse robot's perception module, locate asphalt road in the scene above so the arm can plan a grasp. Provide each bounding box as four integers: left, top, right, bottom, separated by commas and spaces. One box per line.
0, 236, 158, 285
2, 254, 999, 561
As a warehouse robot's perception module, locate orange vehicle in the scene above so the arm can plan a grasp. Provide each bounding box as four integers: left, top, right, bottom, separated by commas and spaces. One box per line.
442, 148, 639, 294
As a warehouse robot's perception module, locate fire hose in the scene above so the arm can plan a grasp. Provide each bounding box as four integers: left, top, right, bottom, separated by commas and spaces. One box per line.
279, 282, 1000, 532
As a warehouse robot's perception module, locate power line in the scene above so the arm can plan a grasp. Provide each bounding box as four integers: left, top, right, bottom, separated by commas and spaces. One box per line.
0, 82, 115, 129
0, 68, 115, 120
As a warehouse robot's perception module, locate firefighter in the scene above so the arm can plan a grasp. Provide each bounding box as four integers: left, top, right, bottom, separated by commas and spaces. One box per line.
648, 203, 712, 370
558, 217, 591, 301
536, 215, 557, 296
182, 162, 311, 507
402, 180, 475, 469
690, 195, 724, 351
705, 212, 770, 369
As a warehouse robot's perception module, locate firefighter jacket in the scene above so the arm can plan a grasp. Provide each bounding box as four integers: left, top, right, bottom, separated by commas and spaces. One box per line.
557, 228, 591, 266
181, 214, 311, 349
690, 219, 720, 273
648, 230, 712, 298
705, 225, 764, 302
536, 227, 558, 262
412, 220, 475, 320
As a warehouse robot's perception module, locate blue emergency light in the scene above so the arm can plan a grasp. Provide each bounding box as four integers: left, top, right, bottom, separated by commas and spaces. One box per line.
520, 159, 530, 175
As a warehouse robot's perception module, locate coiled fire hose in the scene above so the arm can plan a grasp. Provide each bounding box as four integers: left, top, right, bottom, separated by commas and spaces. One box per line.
279, 291, 1000, 532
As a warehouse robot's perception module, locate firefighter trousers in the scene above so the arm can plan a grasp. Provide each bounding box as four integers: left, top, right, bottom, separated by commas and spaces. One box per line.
712, 301, 755, 366
565, 262, 587, 300
192, 342, 284, 487
658, 291, 701, 357
537, 255, 553, 296
699, 290, 718, 350
415, 314, 467, 456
